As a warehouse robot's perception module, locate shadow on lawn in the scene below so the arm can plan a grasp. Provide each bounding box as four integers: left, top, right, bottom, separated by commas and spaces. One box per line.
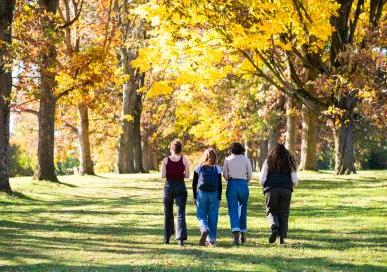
1, 216, 386, 272
1, 173, 386, 272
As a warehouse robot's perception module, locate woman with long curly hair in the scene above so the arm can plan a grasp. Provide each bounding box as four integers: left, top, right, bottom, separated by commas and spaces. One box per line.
260, 144, 298, 245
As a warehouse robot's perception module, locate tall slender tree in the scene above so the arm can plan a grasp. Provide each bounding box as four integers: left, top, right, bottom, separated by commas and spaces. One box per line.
0, 0, 15, 193
34, 0, 59, 182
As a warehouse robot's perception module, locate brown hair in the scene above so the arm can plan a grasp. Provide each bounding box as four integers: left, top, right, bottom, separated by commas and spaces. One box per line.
229, 142, 245, 155
200, 148, 217, 166
170, 139, 182, 155
267, 144, 297, 175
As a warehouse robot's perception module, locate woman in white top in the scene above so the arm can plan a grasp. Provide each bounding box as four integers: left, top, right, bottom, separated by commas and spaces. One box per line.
223, 142, 253, 245
259, 143, 298, 245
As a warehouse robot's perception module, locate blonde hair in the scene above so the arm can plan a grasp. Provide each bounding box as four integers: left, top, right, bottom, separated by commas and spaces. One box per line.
200, 148, 217, 166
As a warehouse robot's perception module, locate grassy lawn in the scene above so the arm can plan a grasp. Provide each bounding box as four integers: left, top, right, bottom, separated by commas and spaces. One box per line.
0, 171, 386, 271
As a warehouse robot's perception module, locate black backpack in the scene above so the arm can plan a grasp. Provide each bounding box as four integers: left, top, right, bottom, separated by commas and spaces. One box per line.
198, 165, 218, 192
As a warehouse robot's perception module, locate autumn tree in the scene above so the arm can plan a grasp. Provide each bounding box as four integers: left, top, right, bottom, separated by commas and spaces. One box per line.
116, 0, 147, 173
0, 0, 15, 193
135, 0, 386, 174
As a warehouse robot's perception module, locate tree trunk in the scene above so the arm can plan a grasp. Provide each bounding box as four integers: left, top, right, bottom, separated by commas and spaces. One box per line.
285, 96, 297, 156
117, 48, 135, 173
334, 96, 356, 175
34, 0, 59, 182
0, 0, 15, 193
268, 129, 280, 153
150, 145, 159, 171
299, 105, 318, 171
77, 102, 94, 175
258, 140, 268, 170
133, 91, 145, 173
142, 139, 150, 172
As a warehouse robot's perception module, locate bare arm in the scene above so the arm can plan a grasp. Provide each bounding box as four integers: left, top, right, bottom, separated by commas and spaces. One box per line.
183, 156, 190, 178
161, 158, 167, 178
223, 160, 229, 180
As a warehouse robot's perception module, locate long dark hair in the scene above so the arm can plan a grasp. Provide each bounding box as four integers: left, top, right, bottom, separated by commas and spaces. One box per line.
267, 144, 297, 175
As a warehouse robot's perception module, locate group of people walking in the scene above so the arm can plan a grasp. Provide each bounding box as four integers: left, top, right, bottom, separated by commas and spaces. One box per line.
161, 139, 298, 247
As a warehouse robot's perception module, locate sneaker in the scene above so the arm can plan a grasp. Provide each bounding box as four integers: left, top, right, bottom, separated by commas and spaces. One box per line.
199, 230, 209, 246
269, 229, 279, 244
207, 241, 216, 247
163, 238, 170, 244
280, 237, 286, 245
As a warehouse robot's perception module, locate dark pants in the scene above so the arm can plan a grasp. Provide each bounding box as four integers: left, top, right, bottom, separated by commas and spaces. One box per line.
163, 181, 187, 241
265, 188, 292, 238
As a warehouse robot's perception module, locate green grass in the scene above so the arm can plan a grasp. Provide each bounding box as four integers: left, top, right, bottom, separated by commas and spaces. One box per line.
0, 171, 386, 271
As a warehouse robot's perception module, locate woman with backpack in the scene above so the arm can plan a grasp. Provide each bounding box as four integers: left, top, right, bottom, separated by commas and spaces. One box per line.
192, 148, 222, 247
161, 139, 190, 247
223, 142, 253, 245
260, 144, 298, 245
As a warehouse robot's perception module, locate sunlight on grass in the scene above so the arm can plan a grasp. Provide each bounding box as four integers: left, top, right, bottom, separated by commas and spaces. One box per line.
0, 171, 386, 271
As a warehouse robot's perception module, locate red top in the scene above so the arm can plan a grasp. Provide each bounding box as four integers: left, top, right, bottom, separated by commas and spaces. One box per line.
166, 156, 185, 182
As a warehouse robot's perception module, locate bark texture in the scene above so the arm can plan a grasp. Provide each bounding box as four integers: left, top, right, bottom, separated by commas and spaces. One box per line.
77, 102, 94, 175
285, 96, 297, 156
133, 85, 145, 173
34, 0, 59, 182
299, 105, 318, 171
117, 47, 136, 173
0, 0, 15, 193
334, 96, 356, 174
258, 140, 268, 170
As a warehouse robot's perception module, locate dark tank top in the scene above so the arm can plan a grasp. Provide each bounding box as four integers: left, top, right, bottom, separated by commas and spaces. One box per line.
166, 156, 185, 182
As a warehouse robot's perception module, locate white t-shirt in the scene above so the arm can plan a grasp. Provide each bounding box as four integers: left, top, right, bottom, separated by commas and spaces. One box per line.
223, 154, 253, 181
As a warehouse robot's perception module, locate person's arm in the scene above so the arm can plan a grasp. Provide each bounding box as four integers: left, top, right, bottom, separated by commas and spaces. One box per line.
246, 157, 253, 182
192, 171, 199, 200
161, 158, 167, 178
259, 159, 269, 186
291, 171, 299, 186
223, 160, 229, 181
183, 156, 190, 178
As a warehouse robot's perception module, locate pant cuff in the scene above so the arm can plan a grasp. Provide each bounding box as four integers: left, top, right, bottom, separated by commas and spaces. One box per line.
240, 229, 247, 233
231, 227, 240, 232
207, 237, 216, 243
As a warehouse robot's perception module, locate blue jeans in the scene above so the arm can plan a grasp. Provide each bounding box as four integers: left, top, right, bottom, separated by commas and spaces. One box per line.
226, 179, 249, 233
196, 190, 220, 243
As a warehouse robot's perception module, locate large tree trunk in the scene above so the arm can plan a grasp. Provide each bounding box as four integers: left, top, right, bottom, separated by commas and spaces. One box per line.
268, 129, 280, 153
0, 0, 15, 193
299, 105, 318, 171
34, 0, 59, 182
258, 140, 268, 170
77, 102, 94, 175
285, 96, 297, 156
117, 48, 136, 173
334, 96, 356, 175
